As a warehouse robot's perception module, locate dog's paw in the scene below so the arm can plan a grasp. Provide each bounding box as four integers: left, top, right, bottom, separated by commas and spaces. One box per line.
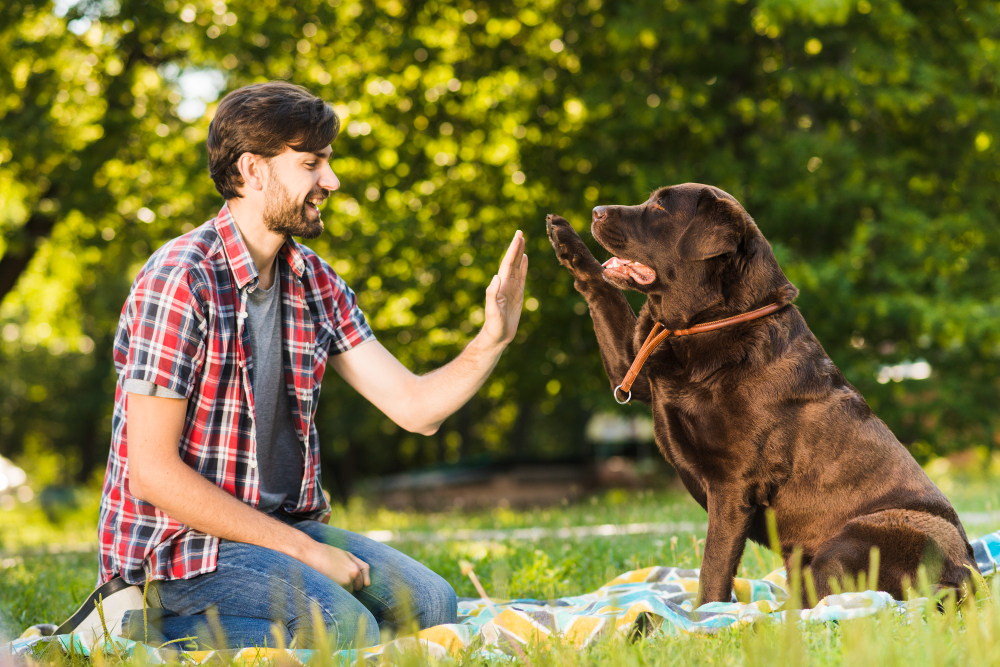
546, 214, 601, 276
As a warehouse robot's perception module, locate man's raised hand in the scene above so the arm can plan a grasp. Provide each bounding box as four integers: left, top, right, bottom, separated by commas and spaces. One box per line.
328, 230, 527, 436
483, 230, 528, 347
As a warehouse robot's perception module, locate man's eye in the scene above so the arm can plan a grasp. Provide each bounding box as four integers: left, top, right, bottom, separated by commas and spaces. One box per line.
306, 162, 317, 168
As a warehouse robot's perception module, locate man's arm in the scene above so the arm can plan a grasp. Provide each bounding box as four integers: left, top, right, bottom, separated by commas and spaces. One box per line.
329, 231, 528, 435
126, 392, 370, 590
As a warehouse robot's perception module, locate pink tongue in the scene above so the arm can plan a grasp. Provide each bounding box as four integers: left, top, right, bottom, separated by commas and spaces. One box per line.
602, 257, 656, 285
627, 263, 656, 284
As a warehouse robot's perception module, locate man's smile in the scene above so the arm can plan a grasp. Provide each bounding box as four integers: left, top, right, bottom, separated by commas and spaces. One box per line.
305, 193, 326, 213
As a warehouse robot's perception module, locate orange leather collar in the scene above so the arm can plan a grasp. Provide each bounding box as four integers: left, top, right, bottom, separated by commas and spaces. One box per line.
613, 302, 786, 404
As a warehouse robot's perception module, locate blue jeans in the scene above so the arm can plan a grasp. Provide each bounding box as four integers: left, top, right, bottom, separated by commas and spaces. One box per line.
122, 518, 457, 650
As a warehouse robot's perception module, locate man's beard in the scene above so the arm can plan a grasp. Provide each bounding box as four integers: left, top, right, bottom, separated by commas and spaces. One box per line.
262, 173, 325, 240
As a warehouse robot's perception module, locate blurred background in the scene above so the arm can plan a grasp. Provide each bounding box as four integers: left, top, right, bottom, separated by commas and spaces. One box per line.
1, 0, 999, 515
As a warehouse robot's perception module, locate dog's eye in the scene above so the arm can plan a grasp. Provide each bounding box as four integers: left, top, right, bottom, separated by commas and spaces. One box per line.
650, 191, 670, 212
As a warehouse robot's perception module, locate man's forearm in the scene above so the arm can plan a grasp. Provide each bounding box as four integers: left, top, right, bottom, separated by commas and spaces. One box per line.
406, 330, 506, 434
330, 232, 526, 436
130, 456, 314, 562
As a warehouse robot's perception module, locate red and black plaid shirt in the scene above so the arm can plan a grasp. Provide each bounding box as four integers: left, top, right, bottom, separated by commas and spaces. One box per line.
98, 204, 374, 585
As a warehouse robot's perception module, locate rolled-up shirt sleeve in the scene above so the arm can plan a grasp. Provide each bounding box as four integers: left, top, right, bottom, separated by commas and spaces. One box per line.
123, 379, 186, 399
122, 265, 208, 398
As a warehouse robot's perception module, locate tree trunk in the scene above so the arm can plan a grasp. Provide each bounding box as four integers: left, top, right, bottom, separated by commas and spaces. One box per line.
510, 400, 533, 459
0, 209, 57, 303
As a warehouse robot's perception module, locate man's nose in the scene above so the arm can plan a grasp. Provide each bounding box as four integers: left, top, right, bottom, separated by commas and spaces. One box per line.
592, 206, 608, 223
319, 165, 340, 192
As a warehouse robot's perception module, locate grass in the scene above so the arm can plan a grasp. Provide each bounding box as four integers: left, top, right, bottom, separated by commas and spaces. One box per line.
3, 465, 1000, 665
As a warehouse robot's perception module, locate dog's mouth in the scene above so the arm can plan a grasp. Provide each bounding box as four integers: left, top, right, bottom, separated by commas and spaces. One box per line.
602, 256, 656, 285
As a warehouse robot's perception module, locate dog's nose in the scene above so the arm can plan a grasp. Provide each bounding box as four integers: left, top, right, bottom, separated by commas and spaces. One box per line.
592, 206, 608, 222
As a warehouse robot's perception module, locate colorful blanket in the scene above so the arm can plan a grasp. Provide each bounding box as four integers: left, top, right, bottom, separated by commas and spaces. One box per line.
6, 529, 1000, 663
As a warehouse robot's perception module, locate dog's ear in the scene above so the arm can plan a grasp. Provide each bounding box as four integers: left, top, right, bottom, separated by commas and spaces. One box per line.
678, 189, 742, 261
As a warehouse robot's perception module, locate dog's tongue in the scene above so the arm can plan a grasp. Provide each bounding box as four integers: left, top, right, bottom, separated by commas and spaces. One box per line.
602, 257, 656, 285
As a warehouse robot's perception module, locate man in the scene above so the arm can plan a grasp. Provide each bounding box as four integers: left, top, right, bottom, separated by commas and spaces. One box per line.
97, 81, 528, 648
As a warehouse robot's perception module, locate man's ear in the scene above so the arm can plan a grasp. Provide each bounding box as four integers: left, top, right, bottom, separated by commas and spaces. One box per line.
236, 152, 267, 193
678, 189, 743, 260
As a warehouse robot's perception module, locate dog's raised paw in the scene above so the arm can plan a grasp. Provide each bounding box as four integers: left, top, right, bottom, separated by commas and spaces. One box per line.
545, 213, 577, 244
545, 213, 571, 236
545, 213, 599, 274
545, 213, 575, 253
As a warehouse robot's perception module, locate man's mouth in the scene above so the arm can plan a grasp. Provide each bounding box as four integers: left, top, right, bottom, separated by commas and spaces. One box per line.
602, 256, 656, 285
305, 195, 325, 213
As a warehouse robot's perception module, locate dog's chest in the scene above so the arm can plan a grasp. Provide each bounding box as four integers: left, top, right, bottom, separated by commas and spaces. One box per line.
647, 378, 779, 470
648, 381, 738, 450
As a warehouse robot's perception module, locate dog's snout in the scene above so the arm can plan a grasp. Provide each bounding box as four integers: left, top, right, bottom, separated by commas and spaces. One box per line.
592, 206, 608, 222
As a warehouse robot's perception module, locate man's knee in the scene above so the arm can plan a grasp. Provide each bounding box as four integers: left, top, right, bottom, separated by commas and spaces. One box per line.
415, 573, 458, 628
289, 599, 380, 649
334, 607, 380, 648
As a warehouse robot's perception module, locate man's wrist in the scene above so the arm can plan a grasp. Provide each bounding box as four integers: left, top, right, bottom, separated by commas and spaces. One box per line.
284, 524, 318, 563
472, 328, 508, 359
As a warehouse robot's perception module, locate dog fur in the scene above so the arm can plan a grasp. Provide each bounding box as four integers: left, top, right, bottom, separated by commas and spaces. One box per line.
546, 183, 976, 605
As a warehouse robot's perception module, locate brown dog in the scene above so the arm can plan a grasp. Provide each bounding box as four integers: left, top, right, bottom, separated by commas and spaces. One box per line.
546, 183, 976, 605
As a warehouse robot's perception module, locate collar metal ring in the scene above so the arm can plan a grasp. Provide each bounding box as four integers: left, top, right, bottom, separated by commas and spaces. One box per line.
613, 384, 631, 405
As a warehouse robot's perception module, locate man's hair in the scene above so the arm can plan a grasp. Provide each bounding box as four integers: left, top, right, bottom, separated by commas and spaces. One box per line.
207, 81, 340, 200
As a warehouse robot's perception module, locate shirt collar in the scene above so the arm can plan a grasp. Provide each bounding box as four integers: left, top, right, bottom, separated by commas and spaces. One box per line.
215, 203, 307, 291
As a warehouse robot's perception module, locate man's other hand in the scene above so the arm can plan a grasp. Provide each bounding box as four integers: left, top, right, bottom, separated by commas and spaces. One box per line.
303, 541, 371, 591
483, 230, 528, 347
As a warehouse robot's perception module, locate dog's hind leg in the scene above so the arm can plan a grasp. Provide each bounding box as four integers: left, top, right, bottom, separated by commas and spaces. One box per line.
805, 510, 975, 605
546, 214, 653, 402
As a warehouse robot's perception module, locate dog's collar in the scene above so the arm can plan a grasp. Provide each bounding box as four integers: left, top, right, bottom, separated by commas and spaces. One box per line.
613, 302, 787, 404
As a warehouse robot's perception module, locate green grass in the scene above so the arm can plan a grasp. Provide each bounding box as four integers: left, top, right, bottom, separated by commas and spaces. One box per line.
327, 486, 709, 533
4, 469, 1000, 665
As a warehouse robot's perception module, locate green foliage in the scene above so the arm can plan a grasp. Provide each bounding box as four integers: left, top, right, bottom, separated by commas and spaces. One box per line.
2, 0, 1000, 488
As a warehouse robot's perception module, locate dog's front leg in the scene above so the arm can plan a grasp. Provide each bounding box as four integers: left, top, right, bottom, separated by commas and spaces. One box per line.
697, 494, 754, 605
546, 214, 652, 403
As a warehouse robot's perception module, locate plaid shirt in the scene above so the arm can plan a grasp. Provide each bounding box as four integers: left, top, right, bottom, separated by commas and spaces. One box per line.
98, 204, 374, 585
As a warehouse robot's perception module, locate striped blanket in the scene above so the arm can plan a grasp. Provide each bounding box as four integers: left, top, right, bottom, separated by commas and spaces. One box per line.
6, 530, 1000, 663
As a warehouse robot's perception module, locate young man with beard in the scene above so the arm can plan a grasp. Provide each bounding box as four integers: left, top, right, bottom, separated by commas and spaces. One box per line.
97, 82, 528, 648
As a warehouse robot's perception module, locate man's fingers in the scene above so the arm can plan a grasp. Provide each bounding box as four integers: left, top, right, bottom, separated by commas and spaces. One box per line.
348, 553, 371, 588
511, 232, 525, 272
503, 254, 527, 296
485, 274, 500, 300
498, 231, 524, 278
498, 235, 517, 275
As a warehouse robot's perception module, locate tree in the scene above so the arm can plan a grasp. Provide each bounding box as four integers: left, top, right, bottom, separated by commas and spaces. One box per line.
2, 0, 999, 492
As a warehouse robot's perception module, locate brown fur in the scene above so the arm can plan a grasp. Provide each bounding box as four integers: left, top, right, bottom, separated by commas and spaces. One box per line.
546, 183, 976, 606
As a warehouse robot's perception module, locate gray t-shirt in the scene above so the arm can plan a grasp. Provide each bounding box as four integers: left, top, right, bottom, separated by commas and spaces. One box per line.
124, 278, 304, 514
243, 279, 304, 512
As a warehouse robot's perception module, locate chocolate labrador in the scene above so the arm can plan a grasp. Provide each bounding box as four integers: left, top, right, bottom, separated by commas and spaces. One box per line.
546, 183, 976, 605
